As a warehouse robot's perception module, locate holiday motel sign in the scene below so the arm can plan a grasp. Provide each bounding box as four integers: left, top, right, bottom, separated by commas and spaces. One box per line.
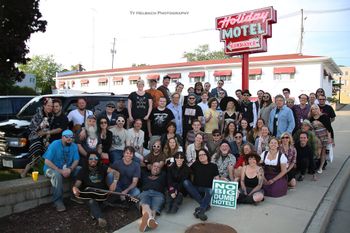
216, 7, 277, 55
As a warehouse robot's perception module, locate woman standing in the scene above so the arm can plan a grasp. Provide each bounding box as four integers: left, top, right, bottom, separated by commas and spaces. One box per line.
259, 92, 275, 126
204, 98, 220, 135
309, 104, 333, 174
174, 82, 185, 107
255, 126, 270, 155
186, 133, 207, 166
260, 138, 288, 198
238, 152, 264, 204
98, 116, 113, 165
279, 132, 297, 188
211, 140, 236, 181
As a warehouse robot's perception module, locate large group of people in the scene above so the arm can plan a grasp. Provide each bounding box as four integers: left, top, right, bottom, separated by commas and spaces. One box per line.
23, 75, 336, 231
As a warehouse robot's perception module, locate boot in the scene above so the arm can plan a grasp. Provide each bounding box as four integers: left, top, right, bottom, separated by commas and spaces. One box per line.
243, 195, 255, 204
165, 194, 174, 213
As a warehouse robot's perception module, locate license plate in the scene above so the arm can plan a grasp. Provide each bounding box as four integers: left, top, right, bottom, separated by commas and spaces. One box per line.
2, 159, 13, 168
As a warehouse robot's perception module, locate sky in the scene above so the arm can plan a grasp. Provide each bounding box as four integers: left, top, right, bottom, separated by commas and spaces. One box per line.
27, 0, 350, 71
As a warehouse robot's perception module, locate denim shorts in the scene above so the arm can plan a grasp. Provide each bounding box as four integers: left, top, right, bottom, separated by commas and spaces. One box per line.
139, 190, 165, 213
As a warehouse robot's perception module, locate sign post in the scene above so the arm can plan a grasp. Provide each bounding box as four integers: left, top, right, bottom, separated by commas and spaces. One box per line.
216, 7, 277, 90
211, 180, 239, 209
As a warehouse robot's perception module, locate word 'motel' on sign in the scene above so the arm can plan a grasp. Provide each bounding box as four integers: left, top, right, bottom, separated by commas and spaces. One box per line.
216, 7, 277, 55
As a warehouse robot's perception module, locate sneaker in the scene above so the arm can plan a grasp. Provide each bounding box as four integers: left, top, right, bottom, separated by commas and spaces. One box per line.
197, 210, 208, 221
98, 218, 107, 228
147, 217, 158, 229
139, 212, 149, 232
70, 196, 84, 205
317, 169, 323, 174
193, 208, 200, 218
55, 201, 66, 212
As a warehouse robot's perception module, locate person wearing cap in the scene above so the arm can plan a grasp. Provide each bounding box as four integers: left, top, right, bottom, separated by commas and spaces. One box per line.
239, 90, 254, 127
77, 114, 102, 164
210, 79, 227, 98
157, 75, 171, 105
43, 130, 80, 212
97, 101, 118, 126
211, 140, 236, 181
67, 97, 93, 133
182, 92, 204, 140
146, 79, 164, 109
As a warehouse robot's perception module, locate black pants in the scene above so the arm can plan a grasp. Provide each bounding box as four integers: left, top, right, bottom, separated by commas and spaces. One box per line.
297, 154, 315, 175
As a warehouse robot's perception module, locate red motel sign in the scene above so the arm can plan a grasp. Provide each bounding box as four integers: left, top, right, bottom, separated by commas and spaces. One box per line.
216, 7, 277, 55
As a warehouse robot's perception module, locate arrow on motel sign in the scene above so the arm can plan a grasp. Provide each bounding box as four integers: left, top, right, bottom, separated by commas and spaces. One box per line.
216, 6, 277, 55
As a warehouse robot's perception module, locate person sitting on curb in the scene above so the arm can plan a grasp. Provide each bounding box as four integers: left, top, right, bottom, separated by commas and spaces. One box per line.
139, 162, 167, 232
43, 130, 80, 212
184, 149, 219, 221
72, 152, 120, 227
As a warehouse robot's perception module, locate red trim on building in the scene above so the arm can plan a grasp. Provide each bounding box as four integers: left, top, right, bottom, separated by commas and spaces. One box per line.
59, 81, 65, 85
273, 67, 296, 74
167, 73, 181, 79
188, 72, 205, 78
80, 79, 89, 84
128, 76, 140, 81
98, 77, 108, 83
213, 70, 232, 76
146, 74, 160, 80
249, 68, 262, 75
113, 77, 123, 81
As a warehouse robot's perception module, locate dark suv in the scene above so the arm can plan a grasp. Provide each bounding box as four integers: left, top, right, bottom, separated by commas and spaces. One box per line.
0, 93, 128, 169
0, 96, 35, 122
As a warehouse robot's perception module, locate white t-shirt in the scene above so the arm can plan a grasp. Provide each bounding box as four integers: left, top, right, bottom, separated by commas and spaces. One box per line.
67, 109, 93, 125
260, 151, 288, 166
109, 127, 128, 151
126, 128, 145, 153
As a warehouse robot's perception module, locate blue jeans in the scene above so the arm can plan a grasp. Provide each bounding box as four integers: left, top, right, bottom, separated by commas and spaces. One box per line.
183, 179, 213, 211
45, 166, 81, 204
139, 190, 165, 213
107, 173, 140, 197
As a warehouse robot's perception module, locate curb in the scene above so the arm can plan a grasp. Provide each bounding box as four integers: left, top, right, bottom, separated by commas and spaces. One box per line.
304, 155, 350, 233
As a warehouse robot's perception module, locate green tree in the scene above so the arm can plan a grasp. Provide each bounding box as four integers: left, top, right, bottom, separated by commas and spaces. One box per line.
18, 55, 63, 94
0, 0, 47, 93
183, 44, 230, 62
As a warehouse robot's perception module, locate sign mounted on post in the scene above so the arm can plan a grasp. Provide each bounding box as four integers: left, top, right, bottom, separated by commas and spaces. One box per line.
211, 180, 238, 209
216, 7, 277, 55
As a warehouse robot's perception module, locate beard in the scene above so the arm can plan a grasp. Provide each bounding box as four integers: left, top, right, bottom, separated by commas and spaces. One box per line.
86, 125, 98, 139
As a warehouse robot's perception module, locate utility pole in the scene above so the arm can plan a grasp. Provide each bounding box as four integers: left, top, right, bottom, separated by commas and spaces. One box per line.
111, 37, 116, 69
299, 9, 304, 55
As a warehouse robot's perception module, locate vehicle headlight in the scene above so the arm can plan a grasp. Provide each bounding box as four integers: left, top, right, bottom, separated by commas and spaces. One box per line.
7, 137, 28, 147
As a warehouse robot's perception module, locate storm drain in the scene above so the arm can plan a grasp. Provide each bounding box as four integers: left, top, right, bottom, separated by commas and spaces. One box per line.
185, 223, 237, 233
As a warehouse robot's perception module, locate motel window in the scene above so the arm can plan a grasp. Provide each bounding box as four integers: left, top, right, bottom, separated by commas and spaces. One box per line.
98, 82, 108, 86
81, 83, 89, 87
249, 74, 261, 81
273, 73, 295, 80
214, 76, 231, 82
190, 77, 205, 83
113, 81, 123, 86
130, 80, 138, 85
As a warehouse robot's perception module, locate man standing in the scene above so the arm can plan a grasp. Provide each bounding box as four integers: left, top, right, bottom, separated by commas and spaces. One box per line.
268, 95, 295, 138
67, 98, 93, 132
203, 82, 213, 98
210, 80, 227, 98
253, 90, 264, 128
148, 96, 175, 137
235, 89, 243, 103
317, 94, 336, 122
197, 92, 209, 126
43, 130, 80, 212
182, 93, 203, 139
138, 162, 167, 232
240, 90, 254, 127
146, 79, 164, 109
157, 76, 171, 105
49, 98, 69, 142
282, 88, 299, 104
167, 93, 183, 136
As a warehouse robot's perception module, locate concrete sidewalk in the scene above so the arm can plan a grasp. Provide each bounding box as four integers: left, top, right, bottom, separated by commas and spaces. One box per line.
115, 106, 350, 233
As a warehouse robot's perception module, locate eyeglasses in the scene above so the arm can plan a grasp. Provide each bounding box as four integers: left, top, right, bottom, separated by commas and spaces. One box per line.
153, 145, 161, 148
117, 120, 125, 123
219, 92, 225, 95
64, 135, 74, 139
100, 121, 108, 124
281, 136, 289, 139
243, 94, 250, 97
89, 157, 99, 161
198, 153, 207, 156
263, 96, 269, 98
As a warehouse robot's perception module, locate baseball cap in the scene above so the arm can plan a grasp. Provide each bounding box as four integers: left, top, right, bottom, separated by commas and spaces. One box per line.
106, 102, 115, 108
62, 130, 74, 137
87, 115, 96, 120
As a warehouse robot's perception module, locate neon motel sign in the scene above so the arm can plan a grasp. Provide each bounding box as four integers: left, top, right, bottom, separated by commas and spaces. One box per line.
216, 7, 277, 55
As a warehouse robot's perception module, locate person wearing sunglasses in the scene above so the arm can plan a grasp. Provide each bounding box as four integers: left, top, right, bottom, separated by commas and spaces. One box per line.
97, 117, 113, 165
229, 131, 244, 159
317, 94, 336, 123
210, 79, 227, 99
72, 152, 120, 227
279, 132, 297, 187
97, 102, 118, 126
43, 130, 80, 212
207, 129, 222, 156
144, 140, 166, 171
239, 89, 254, 128
109, 115, 128, 164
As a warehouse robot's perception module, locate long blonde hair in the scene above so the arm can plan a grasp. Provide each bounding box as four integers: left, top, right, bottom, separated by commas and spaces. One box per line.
163, 137, 179, 159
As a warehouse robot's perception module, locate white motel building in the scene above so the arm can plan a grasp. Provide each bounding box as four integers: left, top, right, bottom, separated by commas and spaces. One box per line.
55, 54, 341, 98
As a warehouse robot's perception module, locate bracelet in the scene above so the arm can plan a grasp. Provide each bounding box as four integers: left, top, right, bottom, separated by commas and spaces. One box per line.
113, 179, 118, 183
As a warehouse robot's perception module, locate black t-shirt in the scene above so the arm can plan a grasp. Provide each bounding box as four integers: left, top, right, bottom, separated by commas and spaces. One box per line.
182, 105, 203, 129
140, 170, 167, 193
114, 108, 129, 120
149, 108, 174, 135
295, 143, 313, 160
319, 105, 336, 119
78, 136, 102, 154
128, 92, 152, 120
101, 130, 113, 153
50, 113, 69, 142
76, 164, 108, 189
191, 161, 219, 188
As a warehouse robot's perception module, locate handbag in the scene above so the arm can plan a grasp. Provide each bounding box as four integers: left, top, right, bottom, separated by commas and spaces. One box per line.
326, 144, 334, 163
